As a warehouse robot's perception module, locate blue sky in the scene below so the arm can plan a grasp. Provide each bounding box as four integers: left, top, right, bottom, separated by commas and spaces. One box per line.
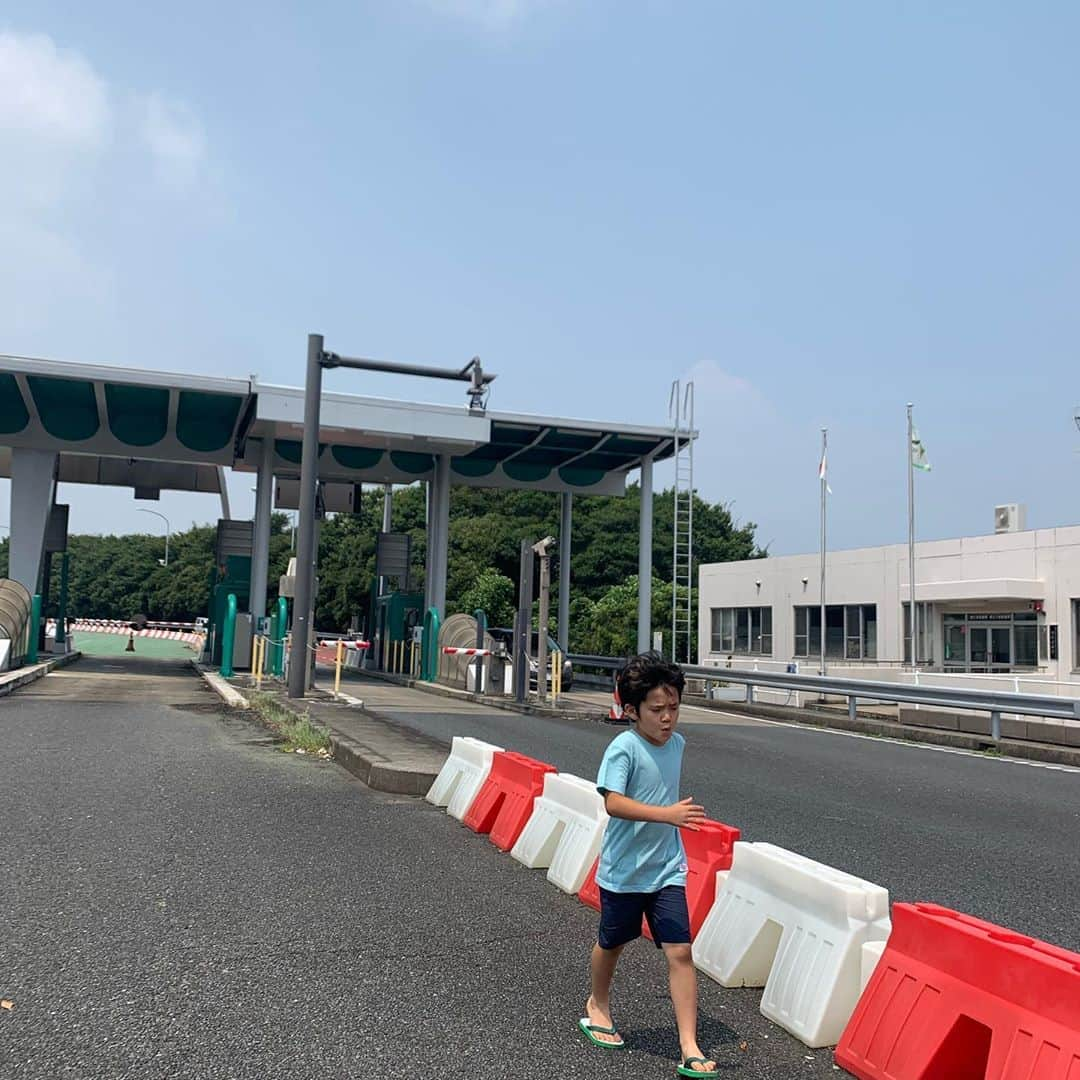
2, 1, 1079, 556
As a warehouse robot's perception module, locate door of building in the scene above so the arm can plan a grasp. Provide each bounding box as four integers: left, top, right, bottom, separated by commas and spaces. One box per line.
967, 623, 1012, 672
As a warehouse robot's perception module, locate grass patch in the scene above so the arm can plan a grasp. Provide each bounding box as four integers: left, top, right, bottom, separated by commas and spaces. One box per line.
248, 692, 332, 755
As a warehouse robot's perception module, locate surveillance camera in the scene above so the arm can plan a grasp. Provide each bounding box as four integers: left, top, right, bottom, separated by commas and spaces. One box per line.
801, 576, 809, 585
755, 579, 762, 587
532, 536, 556, 555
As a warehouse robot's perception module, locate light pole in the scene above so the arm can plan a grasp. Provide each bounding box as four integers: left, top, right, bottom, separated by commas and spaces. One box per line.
137, 508, 170, 566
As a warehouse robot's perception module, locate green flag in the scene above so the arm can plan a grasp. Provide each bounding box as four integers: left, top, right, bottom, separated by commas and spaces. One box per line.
911, 430, 931, 472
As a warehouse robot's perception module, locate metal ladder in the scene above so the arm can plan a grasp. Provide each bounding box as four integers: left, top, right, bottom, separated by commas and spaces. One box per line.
669, 380, 695, 664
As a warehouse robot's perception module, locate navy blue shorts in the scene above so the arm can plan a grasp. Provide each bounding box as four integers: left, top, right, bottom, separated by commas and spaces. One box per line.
598, 884, 691, 950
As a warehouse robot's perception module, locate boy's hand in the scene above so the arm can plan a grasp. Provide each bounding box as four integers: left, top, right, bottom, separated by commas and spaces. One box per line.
666, 796, 706, 830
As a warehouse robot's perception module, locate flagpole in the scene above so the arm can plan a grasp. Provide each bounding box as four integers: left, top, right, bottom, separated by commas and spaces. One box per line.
820, 427, 827, 677
907, 403, 916, 670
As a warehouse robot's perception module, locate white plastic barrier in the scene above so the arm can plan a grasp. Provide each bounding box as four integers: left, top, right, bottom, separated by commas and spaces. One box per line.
424, 736, 504, 821
509, 772, 608, 894
691, 841, 891, 1049
860, 939, 886, 994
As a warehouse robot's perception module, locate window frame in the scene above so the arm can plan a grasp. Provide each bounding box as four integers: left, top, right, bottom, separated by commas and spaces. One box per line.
708, 606, 774, 657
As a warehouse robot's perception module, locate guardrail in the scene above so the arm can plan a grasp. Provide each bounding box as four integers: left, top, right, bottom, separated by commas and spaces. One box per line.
565, 653, 624, 688
566, 653, 623, 671
683, 663, 1080, 741
557, 653, 1080, 740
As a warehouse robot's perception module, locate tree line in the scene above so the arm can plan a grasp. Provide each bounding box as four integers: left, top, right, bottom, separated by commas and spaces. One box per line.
0, 484, 763, 657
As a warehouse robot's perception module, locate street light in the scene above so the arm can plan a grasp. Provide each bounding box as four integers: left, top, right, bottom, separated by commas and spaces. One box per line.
137, 508, 170, 566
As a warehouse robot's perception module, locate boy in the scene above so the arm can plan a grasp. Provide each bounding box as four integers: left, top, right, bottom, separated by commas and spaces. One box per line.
578, 653, 718, 1078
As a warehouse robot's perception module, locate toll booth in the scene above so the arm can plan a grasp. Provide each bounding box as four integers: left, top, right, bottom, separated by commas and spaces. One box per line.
207, 520, 255, 668
373, 591, 423, 671
210, 554, 252, 667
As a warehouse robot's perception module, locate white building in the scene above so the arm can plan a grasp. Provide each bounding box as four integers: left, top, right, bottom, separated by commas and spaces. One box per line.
697, 514, 1080, 686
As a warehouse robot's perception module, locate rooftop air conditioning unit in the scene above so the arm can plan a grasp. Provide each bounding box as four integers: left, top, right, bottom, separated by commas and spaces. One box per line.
994, 504, 1026, 534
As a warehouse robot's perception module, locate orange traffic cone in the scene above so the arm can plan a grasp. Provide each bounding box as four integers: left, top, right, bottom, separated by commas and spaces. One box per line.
125, 632, 135, 652
608, 682, 623, 721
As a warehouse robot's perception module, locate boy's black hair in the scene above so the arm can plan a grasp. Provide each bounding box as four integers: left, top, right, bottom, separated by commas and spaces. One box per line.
617, 652, 686, 715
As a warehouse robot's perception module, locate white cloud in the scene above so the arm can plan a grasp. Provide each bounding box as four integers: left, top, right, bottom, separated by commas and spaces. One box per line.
682, 360, 777, 421
138, 92, 206, 190
0, 30, 214, 350
0, 31, 111, 210
0, 30, 109, 148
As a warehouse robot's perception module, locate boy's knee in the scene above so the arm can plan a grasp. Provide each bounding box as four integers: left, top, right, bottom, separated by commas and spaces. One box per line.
663, 942, 693, 964
594, 941, 625, 958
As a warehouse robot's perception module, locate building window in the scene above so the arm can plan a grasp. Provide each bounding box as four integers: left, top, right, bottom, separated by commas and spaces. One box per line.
710, 607, 772, 656
1073, 601, 1080, 670
794, 604, 876, 660
903, 602, 934, 665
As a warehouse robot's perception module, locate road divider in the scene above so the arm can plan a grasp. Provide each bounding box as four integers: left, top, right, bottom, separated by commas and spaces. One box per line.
510, 772, 608, 894
835, 902, 1080, 1078
425, 736, 503, 821
692, 841, 891, 1049
463, 750, 557, 851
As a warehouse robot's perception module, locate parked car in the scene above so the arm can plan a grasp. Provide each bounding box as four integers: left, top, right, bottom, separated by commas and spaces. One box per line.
488, 628, 574, 691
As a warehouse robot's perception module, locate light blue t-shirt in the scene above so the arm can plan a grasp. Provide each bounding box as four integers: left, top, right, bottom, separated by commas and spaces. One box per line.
595, 729, 687, 893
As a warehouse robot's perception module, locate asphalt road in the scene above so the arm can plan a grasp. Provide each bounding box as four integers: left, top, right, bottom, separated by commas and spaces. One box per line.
2, 658, 842, 1079
348, 676, 1080, 952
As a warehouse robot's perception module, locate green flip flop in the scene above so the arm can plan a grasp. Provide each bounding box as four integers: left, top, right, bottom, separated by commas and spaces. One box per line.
578, 1017, 625, 1049
677, 1057, 719, 1078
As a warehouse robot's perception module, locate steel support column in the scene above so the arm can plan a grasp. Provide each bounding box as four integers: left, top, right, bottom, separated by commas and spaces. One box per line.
250, 438, 274, 619
287, 334, 324, 698
430, 454, 451, 618
8, 448, 58, 596
637, 456, 654, 655
557, 492, 572, 652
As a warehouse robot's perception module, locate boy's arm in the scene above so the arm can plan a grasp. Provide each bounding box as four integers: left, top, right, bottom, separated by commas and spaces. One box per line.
603, 791, 705, 831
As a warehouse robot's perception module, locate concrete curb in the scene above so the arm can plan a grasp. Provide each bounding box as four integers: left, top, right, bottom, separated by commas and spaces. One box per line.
191, 661, 250, 709
0, 650, 82, 698
195, 666, 441, 796
325, 731, 439, 796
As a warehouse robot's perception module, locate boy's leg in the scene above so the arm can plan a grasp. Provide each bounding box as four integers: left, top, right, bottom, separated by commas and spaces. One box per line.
584, 887, 645, 1046
663, 943, 715, 1071
648, 886, 716, 1073
585, 942, 625, 1044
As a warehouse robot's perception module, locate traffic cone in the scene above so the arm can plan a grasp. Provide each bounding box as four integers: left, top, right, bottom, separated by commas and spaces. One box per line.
125, 632, 135, 652
608, 682, 623, 721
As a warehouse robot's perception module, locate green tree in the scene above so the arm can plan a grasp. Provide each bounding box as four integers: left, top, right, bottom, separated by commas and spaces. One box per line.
0, 483, 761, 649
455, 567, 516, 627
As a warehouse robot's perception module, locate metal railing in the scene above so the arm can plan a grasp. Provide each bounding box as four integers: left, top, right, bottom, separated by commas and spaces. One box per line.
566, 653, 624, 687
564, 654, 1080, 740
683, 663, 1080, 741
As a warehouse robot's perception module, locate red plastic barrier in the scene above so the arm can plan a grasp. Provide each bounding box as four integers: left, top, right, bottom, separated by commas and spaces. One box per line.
462, 750, 556, 851
835, 902, 1080, 1079
578, 859, 601, 911
644, 818, 740, 941
576, 819, 741, 942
